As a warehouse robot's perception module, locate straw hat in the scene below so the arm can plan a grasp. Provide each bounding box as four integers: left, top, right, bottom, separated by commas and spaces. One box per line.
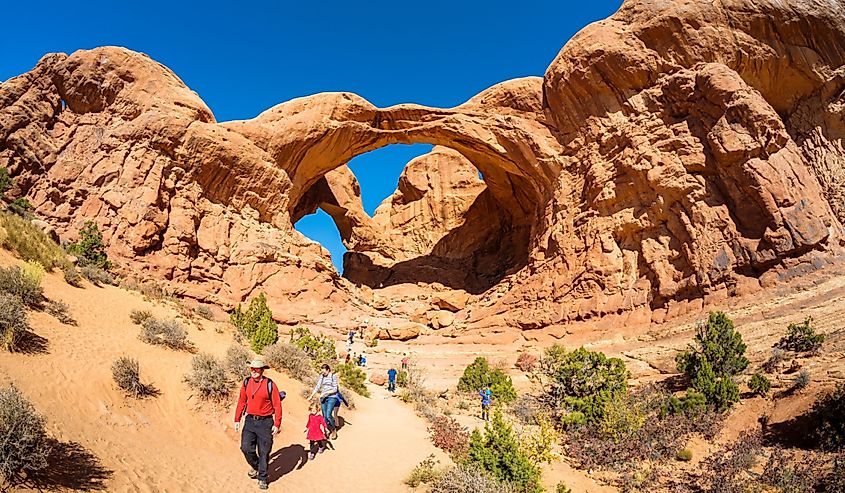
246, 358, 270, 369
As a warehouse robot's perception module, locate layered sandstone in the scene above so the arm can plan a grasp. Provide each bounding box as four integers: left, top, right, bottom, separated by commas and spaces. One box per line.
1, 0, 844, 337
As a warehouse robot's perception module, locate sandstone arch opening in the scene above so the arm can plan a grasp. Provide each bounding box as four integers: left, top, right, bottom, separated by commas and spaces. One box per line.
291, 143, 532, 294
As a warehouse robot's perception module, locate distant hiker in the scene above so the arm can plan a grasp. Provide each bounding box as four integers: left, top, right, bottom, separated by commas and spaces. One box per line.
344, 352, 351, 364
347, 329, 356, 344
234, 359, 283, 490
479, 384, 492, 421
401, 353, 409, 370
356, 353, 363, 367
308, 364, 340, 440
387, 367, 397, 392
304, 402, 329, 460
360, 352, 367, 367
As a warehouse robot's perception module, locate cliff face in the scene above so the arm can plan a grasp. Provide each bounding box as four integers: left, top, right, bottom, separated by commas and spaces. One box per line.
1, 0, 843, 334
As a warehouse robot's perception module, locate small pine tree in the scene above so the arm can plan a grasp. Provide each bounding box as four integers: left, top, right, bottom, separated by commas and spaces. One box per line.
777, 317, 825, 353
249, 312, 278, 354
466, 410, 542, 493
457, 357, 517, 403
230, 293, 273, 340
66, 221, 111, 269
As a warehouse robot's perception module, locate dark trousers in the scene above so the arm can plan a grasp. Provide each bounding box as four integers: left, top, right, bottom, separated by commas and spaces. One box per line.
388, 380, 396, 392
241, 416, 273, 481
309, 439, 326, 455
481, 403, 490, 421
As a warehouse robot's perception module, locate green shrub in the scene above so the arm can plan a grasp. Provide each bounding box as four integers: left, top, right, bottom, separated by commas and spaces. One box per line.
129, 309, 153, 326
0, 167, 11, 195
66, 220, 110, 269
429, 464, 515, 493
397, 370, 409, 387
8, 198, 32, 216
777, 317, 825, 353
466, 410, 542, 493
597, 394, 646, 442
676, 312, 747, 411
0, 265, 42, 307
405, 455, 443, 487
538, 345, 629, 425
813, 383, 845, 451
262, 342, 316, 383
62, 265, 82, 287
0, 211, 67, 269
335, 362, 370, 397
184, 353, 229, 401
458, 357, 517, 403
0, 385, 51, 485
250, 312, 278, 354
664, 389, 708, 417
748, 373, 771, 397
225, 344, 252, 382
676, 448, 693, 461
111, 357, 150, 397
140, 318, 191, 351
793, 370, 811, 391
289, 326, 337, 369
0, 293, 28, 352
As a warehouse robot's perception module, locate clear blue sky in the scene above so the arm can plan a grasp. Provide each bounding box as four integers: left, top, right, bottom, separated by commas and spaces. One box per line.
1, 0, 622, 271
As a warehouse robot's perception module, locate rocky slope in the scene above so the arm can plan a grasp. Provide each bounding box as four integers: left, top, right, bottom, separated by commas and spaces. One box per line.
1, 0, 843, 336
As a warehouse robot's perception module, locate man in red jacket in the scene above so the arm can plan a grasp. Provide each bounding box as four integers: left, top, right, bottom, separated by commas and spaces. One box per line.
235, 358, 283, 490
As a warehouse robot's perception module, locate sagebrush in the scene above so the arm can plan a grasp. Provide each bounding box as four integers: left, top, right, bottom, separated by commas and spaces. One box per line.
184, 353, 230, 401
140, 317, 191, 350
262, 342, 317, 383
0, 293, 28, 352
111, 357, 149, 397
0, 385, 51, 485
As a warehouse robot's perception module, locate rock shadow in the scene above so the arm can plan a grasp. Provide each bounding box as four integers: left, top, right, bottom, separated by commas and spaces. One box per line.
15, 330, 49, 354
26, 439, 112, 491
267, 444, 307, 483
762, 412, 819, 450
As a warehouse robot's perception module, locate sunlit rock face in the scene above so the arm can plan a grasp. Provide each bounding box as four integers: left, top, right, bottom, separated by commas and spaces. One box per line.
1, 0, 843, 334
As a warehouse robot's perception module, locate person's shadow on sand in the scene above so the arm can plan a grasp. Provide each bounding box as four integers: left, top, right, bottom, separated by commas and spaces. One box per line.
267, 444, 307, 483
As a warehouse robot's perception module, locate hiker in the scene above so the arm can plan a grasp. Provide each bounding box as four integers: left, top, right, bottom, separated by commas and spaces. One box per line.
387, 367, 397, 392
401, 353, 409, 370
234, 359, 283, 490
344, 352, 351, 364
355, 353, 363, 367
479, 384, 492, 421
360, 352, 367, 367
347, 329, 356, 345
304, 402, 329, 460
307, 364, 340, 439
332, 388, 349, 433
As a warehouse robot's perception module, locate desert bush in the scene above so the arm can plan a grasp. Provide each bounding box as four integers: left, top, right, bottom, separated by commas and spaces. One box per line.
140, 317, 191, 350
515, 352, 538, 373
748, 373, 771, 397
405, 455, 444, 488
510, 394, 545, 425
21, 260, 43, 286
556, 483, 573, 493
0, 265, 43, 307
0, 293, 28, 352
414, 400, 438, 423
0, 385, 51, 485
184, 353, 229, 401
763, 348, 786, 373
759, 446, 824, 493
262, 342, 316, 383
8, 198, 32, 216
467, 410, 542, 493
458, 357, 517, 403
195, 305, 215, 321
428, 464, 515, 493
129, 309, 153, 325
0, 167, 11, 195
663, 389, 708, 417
517, 416, 559, 465
676, 311, 747, 411
538, 345, 629, 425
793, 369, 811, 391
813, 383, 845, 451
335, 362, 370, 397
62, 264, 82, 287
45, 300, 76, 326
111, 357, 149, 397
429, 415, 470, 458
225, 344, 252, 381
66, 220, 110, 269
79, 265, 114, 285
230, 293, 271, 339
288, 326, 336, 369
0, 211, 67, 269
676, 448, 693, 461
597, 394, 646, 442
777, 317, 825, 353
366, 337, 378, 348
249, 311, 278, 354
699, 431, 762, 493
820, 454, 845, 492
397, 370, 409, 387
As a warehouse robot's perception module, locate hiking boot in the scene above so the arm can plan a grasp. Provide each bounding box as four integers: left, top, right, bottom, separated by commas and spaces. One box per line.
330, 430, 338, 440
258, 480, 268, 490
247, 469, 258, 479
318, 446, 326, 454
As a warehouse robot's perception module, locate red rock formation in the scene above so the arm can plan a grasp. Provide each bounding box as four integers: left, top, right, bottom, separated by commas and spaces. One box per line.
1, 0, 844, 337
